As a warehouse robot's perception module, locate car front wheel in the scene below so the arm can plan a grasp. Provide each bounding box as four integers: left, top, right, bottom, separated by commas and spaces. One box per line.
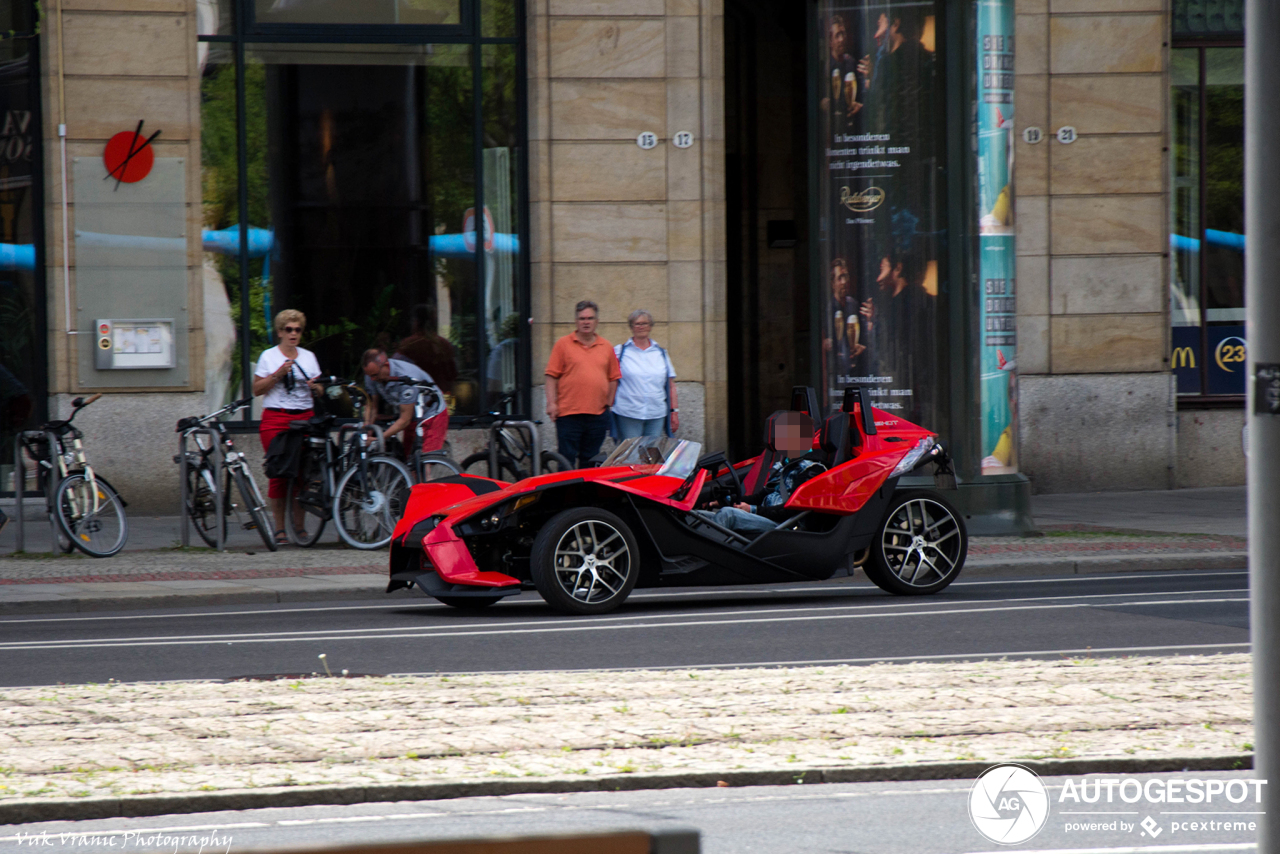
864, 490, 967, 595
530, 507, 640, 614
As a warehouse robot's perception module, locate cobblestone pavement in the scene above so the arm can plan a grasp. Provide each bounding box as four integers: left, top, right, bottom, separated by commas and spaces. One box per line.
0, 654, 1251, 802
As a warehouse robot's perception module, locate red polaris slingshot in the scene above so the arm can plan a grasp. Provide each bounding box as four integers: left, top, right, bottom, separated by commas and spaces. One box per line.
387, 386, 967, 615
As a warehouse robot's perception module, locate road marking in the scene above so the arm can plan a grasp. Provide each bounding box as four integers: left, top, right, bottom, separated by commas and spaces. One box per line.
0, 588, 1246, 647
0, 597, 1250, 651
960, 844, 1253, 854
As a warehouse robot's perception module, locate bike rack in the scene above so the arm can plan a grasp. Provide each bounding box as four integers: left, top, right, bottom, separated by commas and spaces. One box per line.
490, 420, 541, 478
13, 429, 65, 554
178, 427, 225, 552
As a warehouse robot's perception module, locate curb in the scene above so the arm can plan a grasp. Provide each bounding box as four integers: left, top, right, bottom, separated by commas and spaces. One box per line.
0, 755, 1253, 825
0, 553, 1249, 615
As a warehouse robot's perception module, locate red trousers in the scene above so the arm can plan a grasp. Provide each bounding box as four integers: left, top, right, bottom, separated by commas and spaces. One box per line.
259, 408, 313, 499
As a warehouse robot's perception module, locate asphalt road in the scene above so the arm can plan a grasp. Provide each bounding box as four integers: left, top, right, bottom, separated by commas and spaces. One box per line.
0, 772, 1260, 853
0, 570, 1249, 687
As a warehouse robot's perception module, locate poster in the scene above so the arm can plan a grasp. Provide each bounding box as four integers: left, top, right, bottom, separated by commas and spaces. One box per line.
816, 1, 942, 429
976, 0, 1018, 473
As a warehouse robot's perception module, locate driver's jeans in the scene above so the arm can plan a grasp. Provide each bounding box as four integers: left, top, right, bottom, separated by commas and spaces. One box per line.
694, 506, 775, 535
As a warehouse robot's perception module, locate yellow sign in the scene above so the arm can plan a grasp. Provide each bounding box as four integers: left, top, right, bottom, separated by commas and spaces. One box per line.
840, 186, 885, 213
1214, 337, 1246, 373
1171, 346, 1196, 370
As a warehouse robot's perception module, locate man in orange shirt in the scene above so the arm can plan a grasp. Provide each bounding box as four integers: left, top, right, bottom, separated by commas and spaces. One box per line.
545, 300, 622, 467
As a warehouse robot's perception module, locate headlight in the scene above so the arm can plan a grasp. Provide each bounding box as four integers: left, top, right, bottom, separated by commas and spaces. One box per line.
889, 437, 939, 478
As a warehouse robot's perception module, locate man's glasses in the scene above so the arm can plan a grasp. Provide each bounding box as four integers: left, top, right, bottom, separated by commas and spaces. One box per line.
282, 326, 303, 334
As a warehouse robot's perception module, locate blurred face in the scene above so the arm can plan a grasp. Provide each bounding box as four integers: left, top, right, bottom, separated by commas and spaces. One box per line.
576, 309, 598, 336
775, 414, 814, 453
278, 322, 303, 345
362, 354, 390, 381
875, 13, 889, 40
829, 22, 846, 58
831, 265, 849, 301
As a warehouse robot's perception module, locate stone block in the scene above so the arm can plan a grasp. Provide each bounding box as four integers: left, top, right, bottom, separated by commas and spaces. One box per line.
667, 200, 703, 261
550, 80, 665, 140
1017, 254, 1049, 316
1017, 0, 1047, 13
549, 0, 665, 13
1051, 0, 1162, 11
671, 381, 704, 445
1050, 134, 1163, 195
531, 261, 551, 322
1017, 132, 1049, 197
666, 78, 701, 138
549, 19, 665, 79
1050, 254, 1163, 315
529, 138, 551, 203
1050, 75, 1163, 134
1016, 195, 1048, 256
1049, 15, 1163, 75
1017, 314, 1050, 374
552, 264, 668, 323
551, 142, 666, 201
666, 319, 703, 382
1015, 14, 1047, 76
65, 76, 192, 140
1176, 409, 1246, 488
63, 0, 185, 10
1050, 194, 1163, 255
1050, 313, 1165, 373
532, 322, 553, 380
530, 200, 552, 263
1018, 372, 1173, 493
668, 261, 703, 322
666, 15, 701, 78
666, 0, 700, 17
667, 135, 701, 201
551, 202, 668, 262
63, 12, 189, 77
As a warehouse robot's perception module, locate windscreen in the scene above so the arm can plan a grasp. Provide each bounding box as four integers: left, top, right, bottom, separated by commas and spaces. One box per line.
602, 437, 702, 478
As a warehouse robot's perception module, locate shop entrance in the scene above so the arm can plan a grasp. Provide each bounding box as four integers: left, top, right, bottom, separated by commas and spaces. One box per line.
724, 0, 811, 459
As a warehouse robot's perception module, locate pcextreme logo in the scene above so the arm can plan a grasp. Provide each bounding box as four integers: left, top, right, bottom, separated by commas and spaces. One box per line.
840, 185, 886, 213
1171, 346, 1196, 370
1215, 336, 1246, 373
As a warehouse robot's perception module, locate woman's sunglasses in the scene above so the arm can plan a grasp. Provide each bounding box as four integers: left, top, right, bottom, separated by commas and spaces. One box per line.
282, 326, 303, 334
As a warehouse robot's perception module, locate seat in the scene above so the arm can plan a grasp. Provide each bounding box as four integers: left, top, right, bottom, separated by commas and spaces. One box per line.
818, 412, 853, 468
741, 410, 792, 496
790, 386, 820, 422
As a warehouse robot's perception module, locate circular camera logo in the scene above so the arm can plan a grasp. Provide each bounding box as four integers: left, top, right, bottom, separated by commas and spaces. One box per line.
969, 764, 1050, 845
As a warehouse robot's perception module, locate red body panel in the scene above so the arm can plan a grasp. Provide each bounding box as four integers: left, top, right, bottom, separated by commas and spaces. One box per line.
423, 520, 520, 587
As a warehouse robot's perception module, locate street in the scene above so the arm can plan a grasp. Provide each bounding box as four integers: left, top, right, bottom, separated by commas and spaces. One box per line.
0, 569, 1248, 687
0, 772, 1260, 854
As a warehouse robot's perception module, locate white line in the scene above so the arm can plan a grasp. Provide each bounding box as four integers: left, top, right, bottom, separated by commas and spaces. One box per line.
0, 589, 1247, 650
0, 822, 271, 842
960, 845, 1254, 854
0, 597, 1251, 652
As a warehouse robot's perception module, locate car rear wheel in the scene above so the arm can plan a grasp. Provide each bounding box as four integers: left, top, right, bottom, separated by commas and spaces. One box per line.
864, 490, 967, 595
531, 507, 640, 614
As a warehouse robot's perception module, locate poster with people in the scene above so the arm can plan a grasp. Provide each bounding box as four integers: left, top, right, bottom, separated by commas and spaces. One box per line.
816, 1, 941, 430
976, 0, 1018, 473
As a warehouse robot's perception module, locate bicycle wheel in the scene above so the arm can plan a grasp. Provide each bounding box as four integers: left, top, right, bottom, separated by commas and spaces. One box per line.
286, 457, 328, 547
416, 453, 461, 482
184, 462, 223, 548
334, 456, 413, 549
539, 451, 575, 474
54, 473, 128, 558
231, 467, 278, 552
461, 452, 520, 482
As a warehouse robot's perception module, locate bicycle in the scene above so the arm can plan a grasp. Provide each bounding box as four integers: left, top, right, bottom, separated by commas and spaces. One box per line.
174, 397, 276, 552
286, 379, 414, 549
458, 392, 573, 482
17, 394, 128, 557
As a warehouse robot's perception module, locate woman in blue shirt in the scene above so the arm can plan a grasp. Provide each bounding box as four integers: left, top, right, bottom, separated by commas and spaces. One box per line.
612, 309, 679, 439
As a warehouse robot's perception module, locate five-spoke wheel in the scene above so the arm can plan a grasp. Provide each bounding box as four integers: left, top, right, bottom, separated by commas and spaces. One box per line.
530, 508, 640, 614
864, 490, 967, 595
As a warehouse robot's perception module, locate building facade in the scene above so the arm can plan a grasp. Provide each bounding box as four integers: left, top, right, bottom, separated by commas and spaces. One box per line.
0, 0, 1247, 517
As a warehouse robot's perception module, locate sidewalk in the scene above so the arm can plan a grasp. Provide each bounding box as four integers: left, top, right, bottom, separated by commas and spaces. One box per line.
0, 487, 1248, 615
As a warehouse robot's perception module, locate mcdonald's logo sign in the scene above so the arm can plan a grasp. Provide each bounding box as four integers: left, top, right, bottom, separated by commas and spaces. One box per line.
1172, 346, 1197, 370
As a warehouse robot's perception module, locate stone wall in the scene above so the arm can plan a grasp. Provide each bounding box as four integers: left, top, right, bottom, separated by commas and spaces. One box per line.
1014, 0, 1175, 492
527, 0, 726, 450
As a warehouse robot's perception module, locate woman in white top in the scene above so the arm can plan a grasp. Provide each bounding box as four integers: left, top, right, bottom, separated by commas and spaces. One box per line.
612, 309, 679, 439
253, 309, 323, 543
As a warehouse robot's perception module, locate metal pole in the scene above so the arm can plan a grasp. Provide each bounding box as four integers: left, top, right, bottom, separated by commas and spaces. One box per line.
14, 434, 24, 552
489, 423, 500, 479
179, 433, 190, 548
1247, 3, 1280, 849
45, 429, 59, 548
212, 432, 224, 553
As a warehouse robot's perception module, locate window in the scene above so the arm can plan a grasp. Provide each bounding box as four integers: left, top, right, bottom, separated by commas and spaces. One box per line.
198, 0, 526, 420
1169, 39, 1245, 399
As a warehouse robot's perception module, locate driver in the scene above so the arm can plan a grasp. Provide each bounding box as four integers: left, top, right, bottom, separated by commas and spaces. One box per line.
696, 412, 826, 536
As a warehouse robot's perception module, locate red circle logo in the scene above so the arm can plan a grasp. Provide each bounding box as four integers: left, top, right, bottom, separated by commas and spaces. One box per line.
103, 131, 155, 183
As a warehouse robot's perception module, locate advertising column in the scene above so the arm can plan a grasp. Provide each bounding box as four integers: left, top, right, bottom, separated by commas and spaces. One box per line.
976, 0, 1018, 473
815, 1, 943, 428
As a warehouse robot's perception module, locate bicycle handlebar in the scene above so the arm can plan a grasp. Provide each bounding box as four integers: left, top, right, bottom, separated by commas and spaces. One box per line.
175, 397, 254, 432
